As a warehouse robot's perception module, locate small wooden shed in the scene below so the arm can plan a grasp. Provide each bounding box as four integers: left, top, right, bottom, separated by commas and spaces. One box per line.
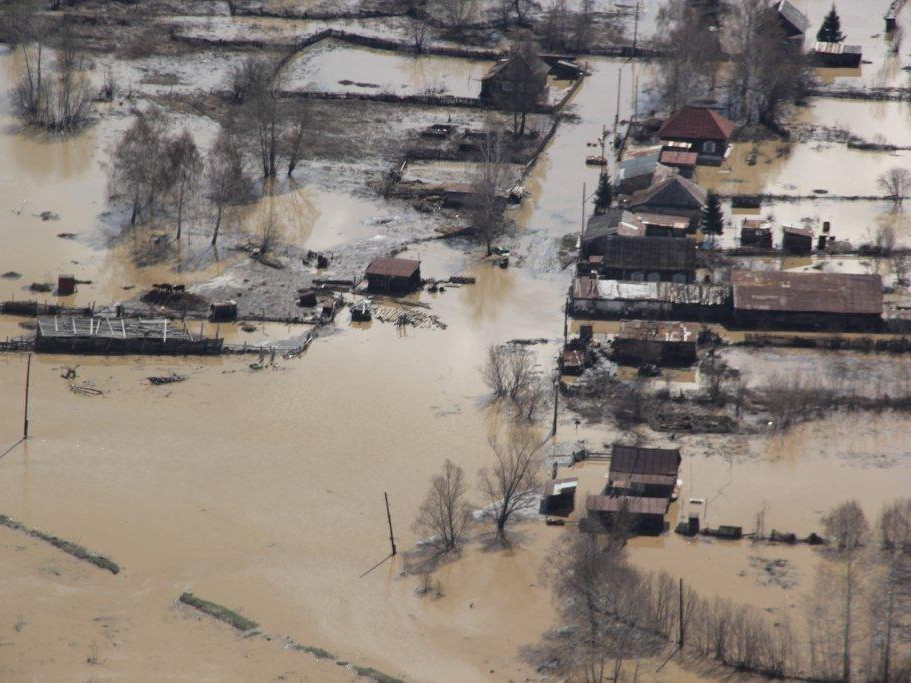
365, 258, 422, 293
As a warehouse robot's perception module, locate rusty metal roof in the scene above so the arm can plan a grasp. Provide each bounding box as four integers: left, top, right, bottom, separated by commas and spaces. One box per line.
732, 270, 883, 315
657, 106, 735, 141
659, 150, 699, 167
617, 320, 696, 344
610, 445, 681, 478
365, 257, 421, 279
587, 494, 670, 515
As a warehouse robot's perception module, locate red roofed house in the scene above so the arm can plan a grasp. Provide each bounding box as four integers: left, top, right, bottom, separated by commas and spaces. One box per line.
657, 106, 735, 166
365, 257, 422, 293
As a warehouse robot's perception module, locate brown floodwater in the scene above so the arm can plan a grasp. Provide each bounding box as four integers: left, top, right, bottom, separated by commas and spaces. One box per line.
2, 38, 911, 683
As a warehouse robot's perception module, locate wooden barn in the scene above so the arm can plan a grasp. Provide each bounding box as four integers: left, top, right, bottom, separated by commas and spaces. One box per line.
812, 41, 863, 68
541, 478, 578, 516
571, 277, 731, 321
365, 258, 422, 293
479, 51, 548, 102
35, 317, 223, 355
731, 270, 884, 331
613, 320, 698, 366
607, 445, 682, 499
740, 219, 773, 249
585, 494, 671, 535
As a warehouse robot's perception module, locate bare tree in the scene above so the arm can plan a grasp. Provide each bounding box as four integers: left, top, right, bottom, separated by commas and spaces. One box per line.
725, 0, 811, 125
479, 428, 543, 538
655, 0, 721, 110
481, 344, 538, 402
492, 36, 547, 136
413, 460, 471, 555
873, 499, 911, 680
410, 20, 427, 53
229, 56, 272, 103
166, 131, 202, 240
468, 128, 507, 255
108, 110, 168, 226
431, 0, 476, 33
822, 500, 871, 682
878, 168, 911, 209
282, 117, 306, 178
238, 56, 284, 179
207, 128, 252, 246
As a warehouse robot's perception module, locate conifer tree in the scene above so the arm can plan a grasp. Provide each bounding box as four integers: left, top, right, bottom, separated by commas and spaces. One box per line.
816, 5, 845, 43
593, 171, 612, 215
701, 191, 724, 237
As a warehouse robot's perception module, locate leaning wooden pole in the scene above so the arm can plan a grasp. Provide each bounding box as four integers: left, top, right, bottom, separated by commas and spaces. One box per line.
678, 577, 685, 648
23, 353, 31, 439
384, 492, 397, 556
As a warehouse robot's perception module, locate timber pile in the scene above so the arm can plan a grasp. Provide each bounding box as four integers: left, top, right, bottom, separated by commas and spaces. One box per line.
372, 305, 447, 330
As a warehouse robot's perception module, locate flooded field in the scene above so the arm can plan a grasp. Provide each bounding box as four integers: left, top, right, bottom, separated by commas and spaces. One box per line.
3, 1, 911, 678
281, 40, 493, 97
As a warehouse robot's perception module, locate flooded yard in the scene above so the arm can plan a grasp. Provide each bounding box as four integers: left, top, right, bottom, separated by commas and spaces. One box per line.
281, 40, 493, 98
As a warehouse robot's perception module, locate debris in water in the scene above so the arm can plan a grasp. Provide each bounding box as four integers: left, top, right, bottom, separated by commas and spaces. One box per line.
57, 232, 77, 239
241, 322, 258, 332
38, 211, 59, 221
249, 362, 265, 371
61, 367, 77, 380
29, 282, 53, 292
147, 374, 187, 385
69, 383, 103, 397
2, 271, 22, 279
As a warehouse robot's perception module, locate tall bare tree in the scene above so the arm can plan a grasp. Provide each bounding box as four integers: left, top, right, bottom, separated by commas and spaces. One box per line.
873, 498, 911, 680
878, 167, 911, 209
207, 128, 251, 246
468, 128, 507, 255
822, 500, 870, 682
108, 110, 168, 226
655, 0, 721, 110
413, 460, 472, 555
166, 131, 203, 240
478, 428, 542, 538
493, 37, 547, 136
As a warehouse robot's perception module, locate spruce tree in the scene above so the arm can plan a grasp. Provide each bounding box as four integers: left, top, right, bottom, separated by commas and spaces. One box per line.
593, 171, 612, 214
816, 5, 845, 44
701, 191, 724, 237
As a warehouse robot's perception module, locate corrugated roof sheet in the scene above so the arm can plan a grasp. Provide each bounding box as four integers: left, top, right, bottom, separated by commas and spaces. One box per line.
657, 106, 735, 141
587, 494, 670, 515
628, 175, 707, 211
732, 270, 883, 315
660, 150, 699, 167
365, 257, 421, 278
601, 236, 697, 272
544, 478, 578, 497
617, 320, 696, 343
619, 147, 662, 179
572, 277, 731, 306
814, 41, 863, 55
776, 0, 810, 34
610, 445, 681, 477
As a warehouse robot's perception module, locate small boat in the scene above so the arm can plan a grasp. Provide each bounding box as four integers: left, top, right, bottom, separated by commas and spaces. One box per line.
671, 478, 683, 501
586, 155, 607, 166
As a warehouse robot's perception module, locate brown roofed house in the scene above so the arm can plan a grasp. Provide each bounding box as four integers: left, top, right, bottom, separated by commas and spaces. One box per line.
600, 236, 697, 283
627, 174, 707, 225
365, 257, 422, 293
657, 106, 735, 165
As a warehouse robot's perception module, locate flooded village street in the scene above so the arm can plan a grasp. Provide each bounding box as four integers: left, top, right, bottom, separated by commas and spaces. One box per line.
2, 0, 911, 681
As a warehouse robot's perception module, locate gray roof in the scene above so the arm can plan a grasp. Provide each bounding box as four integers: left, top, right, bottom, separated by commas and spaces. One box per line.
776, 0, 809, 34
619, 149, 661, 181
583, 209, 644, 242
628, 175, 707, 212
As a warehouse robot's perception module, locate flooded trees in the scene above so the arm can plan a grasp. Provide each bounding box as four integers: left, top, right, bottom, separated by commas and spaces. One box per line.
493, 38, 547, 137
593, 172, 612, 215
817, 5, 846, 43
654, 0, 721, 110
166, 132, 203, 240
108, 110, 168, 226
877, 167, 911, 209
207, 129, 252, 246
478, 428, 543, 539
5, 2, 91, 131
700, 191, 724, 245
413, 460, 471, 555
872, 499, 911, 680
468, 129, 507, 255
822, 500, 870, 682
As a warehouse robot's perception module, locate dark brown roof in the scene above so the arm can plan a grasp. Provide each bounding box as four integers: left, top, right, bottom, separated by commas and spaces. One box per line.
732, 270, 883, 315
587, 494, 670, 515
782, 225, 813, 238
365, 257, 421, 279
610, 445, 682, 478
602, 236, 697, 273
658, 106, 735, 141
628, 175, 707, 212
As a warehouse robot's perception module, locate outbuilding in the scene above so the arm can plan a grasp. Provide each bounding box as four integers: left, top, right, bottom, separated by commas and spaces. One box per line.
599, 235, 697, 283
782, 224, 813, 255
731, 270, 884, 331
613, 320, 698, 366
365, 258, 422, 293
627, 174, 707, 224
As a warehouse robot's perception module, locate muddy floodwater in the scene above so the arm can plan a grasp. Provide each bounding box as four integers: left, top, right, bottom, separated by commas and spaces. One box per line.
3, 23, 911, 682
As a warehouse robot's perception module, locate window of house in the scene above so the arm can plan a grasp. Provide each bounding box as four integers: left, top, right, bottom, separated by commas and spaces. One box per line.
647, 272, 661, 282
703, 140, 717, 154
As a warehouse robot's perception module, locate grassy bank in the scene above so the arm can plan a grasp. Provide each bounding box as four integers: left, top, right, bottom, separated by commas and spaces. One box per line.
179, 592, 258, 632
0, 514, 120, 574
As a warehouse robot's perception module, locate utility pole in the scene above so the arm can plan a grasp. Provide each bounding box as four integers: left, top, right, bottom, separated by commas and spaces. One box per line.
614, 64, 623, 131
551, 378, 558, 436
581, 181, 587, 235
23, 353, 31, 439
632, 0, 641, 55
384, 492, 397, 556
678, 577, 685, 648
